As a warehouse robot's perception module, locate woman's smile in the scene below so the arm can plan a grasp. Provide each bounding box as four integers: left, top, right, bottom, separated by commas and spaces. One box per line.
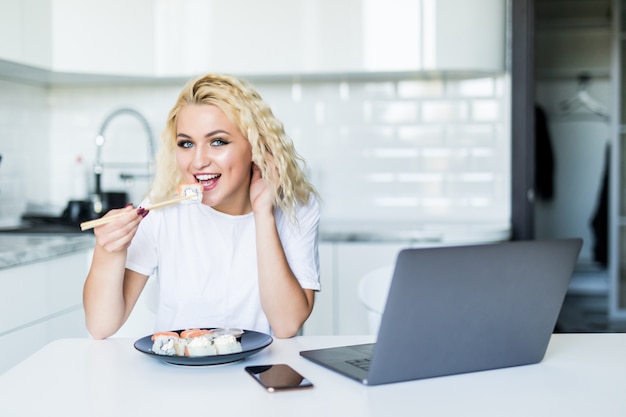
194, 173, 221, 191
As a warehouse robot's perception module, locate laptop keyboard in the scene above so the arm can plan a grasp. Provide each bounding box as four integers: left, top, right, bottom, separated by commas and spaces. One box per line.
346, 358, 371, 372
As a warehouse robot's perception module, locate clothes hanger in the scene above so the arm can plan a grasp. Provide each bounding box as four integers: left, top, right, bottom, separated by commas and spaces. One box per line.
558, 73, 610, 121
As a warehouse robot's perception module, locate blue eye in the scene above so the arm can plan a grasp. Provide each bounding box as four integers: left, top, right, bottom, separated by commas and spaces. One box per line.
211, 138, 227, 146
177, 140, 194, 148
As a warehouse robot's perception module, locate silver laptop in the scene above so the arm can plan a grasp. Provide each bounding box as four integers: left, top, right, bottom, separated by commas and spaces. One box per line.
300, 238, 582, 385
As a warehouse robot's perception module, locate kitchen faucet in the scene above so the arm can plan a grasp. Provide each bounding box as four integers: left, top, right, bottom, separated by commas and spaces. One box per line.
92, 108, 156, 213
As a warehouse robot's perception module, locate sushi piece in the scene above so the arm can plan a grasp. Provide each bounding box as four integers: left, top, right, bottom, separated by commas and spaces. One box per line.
81, 184, 202, 231
150, 328, 243, 357
178, 183, 203, 204
181, 328, 217, 357
180, 328, 213, 339
151, 331, 180, 356
213, 334, 243, 354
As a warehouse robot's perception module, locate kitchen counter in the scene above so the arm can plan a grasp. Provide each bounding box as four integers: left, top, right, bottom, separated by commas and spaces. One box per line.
319, 221, 510, 244
0, 221, 510, 269
0, 233, 95, 270
0, 232, 92, 374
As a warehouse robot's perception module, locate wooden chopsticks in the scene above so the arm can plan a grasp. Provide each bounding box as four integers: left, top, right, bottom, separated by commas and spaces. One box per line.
79, 193, 198, 231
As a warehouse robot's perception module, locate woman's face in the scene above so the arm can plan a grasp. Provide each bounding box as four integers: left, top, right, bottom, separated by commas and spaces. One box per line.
175, 104, 253, 215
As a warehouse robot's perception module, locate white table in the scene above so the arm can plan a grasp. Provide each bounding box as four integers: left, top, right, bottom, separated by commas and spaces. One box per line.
1, 334, 625, 416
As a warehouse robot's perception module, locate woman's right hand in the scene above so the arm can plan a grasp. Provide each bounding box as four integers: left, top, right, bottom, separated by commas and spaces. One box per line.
93, 205, 147, 253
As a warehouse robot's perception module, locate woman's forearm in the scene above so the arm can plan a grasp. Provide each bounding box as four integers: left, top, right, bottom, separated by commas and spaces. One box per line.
255, 212, 314, 338
83, 207, 148, 339
83, 246, 132, 339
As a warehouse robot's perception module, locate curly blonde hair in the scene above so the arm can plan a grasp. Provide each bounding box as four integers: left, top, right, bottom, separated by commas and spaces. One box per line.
150, 73, 317, 221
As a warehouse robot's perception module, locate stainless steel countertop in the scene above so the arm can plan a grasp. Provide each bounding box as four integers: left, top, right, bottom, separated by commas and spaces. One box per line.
0, 234, 95, 270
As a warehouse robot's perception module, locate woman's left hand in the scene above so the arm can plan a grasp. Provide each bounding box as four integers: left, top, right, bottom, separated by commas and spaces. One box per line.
250, 162, 276, 215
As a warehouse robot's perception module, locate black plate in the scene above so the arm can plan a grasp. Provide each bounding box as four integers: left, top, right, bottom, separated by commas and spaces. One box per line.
134, 329, 273, 366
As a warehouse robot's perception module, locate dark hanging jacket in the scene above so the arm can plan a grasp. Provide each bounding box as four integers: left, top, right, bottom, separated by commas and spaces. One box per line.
535, 105, 555, 201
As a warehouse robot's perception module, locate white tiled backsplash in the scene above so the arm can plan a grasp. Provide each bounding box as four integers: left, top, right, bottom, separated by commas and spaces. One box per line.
0, 74, 510, 227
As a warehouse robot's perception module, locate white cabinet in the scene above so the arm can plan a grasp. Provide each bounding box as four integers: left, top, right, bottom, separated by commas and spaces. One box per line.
51, 0, 155, 76
1, 0, 505, 79
0, 250, 90, 374
0, 0, 155, 76
304, 241, 407, 336
422, 0, 506, 72
157, 0, 506, 76
0, 0, 52, 68
0, 307, 85, 375
335, 242, 407, 335
155, 0, 365, 76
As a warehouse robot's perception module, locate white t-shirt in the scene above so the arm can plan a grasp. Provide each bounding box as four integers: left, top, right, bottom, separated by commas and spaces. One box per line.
126, 194, 321, 335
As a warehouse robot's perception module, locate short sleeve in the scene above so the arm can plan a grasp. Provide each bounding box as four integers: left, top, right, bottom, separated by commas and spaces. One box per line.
126, 208, 159, 277
277, 194, 321, 291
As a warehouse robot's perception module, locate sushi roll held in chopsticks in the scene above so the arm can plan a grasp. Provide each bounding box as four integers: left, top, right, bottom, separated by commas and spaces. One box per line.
80, 183, 203, 231
178, 183, 203, 204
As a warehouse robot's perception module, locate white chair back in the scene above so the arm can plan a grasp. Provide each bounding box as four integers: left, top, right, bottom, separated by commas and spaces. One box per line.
357, 266, 394, 335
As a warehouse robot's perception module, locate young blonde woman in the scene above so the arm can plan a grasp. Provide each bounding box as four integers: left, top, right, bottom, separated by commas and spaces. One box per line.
83, 74, 320, 339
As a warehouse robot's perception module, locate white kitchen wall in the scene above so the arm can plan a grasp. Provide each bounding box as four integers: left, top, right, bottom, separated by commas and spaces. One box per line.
0, 74, 510, 228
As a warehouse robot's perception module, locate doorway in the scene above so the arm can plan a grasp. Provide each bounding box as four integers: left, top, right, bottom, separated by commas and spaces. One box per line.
533, 0, 614, 331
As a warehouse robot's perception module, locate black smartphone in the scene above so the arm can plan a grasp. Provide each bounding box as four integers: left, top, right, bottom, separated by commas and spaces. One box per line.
245, 364, 313, 392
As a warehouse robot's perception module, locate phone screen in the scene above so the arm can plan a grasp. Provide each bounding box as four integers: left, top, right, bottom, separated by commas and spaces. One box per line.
245, 364, 313, 392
